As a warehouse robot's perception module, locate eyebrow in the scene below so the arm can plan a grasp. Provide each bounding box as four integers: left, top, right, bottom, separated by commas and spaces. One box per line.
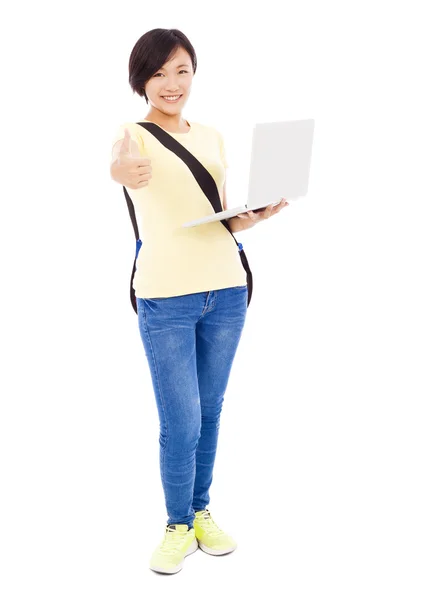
159, 64, 190, 70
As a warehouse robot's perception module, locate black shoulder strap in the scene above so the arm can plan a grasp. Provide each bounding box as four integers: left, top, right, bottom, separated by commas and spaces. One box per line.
123, 121, 252, 313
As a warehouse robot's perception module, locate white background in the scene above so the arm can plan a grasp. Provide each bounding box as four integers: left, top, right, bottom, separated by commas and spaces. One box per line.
1, 1, 431, 598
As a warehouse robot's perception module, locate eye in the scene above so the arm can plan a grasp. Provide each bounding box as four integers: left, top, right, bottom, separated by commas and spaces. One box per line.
154, 70, 189, 77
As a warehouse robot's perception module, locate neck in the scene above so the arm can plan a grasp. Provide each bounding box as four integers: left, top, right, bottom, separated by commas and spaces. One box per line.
144, 108, 188, 130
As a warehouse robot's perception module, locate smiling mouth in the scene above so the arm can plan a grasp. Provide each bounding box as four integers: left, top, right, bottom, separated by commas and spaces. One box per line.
161, 94, 183, 102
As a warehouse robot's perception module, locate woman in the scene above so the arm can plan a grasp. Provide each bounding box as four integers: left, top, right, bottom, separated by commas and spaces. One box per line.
110, 28, 289, 575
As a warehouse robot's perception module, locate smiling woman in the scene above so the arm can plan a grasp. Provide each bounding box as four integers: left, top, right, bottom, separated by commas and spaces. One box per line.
109, 27, 251, 576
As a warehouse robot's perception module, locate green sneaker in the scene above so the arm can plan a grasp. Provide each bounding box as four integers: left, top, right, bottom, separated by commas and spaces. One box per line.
193, 510, 237, 555
149, 524, 198, 574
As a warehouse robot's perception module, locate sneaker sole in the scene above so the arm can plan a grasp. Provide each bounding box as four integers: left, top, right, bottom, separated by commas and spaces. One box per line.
149, 537, 198, 574
197, 540, 237, 556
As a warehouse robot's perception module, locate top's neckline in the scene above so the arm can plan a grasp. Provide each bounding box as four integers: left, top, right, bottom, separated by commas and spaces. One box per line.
140, 118, 192, 135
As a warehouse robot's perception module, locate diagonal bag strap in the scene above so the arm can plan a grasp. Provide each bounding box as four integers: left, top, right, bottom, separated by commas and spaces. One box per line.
123, 121, 253, 313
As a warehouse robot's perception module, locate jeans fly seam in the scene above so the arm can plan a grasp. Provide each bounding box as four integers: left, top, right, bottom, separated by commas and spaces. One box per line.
198, 291, 217, 321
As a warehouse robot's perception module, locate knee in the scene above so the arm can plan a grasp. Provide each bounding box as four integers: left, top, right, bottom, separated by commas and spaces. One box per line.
165, 406, 201, 452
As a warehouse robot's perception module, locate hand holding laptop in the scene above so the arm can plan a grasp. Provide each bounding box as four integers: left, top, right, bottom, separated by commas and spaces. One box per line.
244, 197, 288, 214
232, 197, 289, 230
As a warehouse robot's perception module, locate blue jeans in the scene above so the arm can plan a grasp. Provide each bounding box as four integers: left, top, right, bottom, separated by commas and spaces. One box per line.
136, 285, 248, 529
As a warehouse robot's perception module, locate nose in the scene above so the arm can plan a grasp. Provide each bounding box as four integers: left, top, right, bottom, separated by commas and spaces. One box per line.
164, 76, 183, 93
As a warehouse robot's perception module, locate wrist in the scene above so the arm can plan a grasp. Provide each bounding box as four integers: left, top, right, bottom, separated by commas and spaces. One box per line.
228, 215, 255, 233
227, 216, 240, 233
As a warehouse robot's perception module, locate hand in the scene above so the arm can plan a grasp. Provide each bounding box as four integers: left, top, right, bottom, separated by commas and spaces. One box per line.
110, 128, 152, 189
236, 198, 290, 229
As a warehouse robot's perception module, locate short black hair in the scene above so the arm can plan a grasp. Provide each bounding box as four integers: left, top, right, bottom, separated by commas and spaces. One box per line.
129, 28, 197, 103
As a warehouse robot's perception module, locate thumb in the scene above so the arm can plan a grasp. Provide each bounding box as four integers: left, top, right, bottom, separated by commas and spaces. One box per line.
118, 128, 131, 156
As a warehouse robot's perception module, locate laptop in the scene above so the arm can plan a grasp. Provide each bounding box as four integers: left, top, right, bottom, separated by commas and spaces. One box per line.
182, 118, 315, 228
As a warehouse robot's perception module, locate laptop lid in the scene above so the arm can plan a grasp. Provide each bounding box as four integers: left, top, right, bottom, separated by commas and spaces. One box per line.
246, 119, 315, 209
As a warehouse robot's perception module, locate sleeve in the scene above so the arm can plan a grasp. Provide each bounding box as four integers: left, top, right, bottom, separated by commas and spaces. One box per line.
111, 122, 144, 159
217, 130, 229, 169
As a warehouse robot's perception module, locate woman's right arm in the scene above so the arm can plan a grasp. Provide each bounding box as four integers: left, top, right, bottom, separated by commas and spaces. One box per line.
110, 128, 152, 189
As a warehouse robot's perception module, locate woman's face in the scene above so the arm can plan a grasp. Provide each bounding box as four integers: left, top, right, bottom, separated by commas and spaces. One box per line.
144, 46, 194, 114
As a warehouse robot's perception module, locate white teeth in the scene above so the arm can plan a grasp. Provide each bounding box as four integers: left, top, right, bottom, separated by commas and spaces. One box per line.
163, 95, 181, 101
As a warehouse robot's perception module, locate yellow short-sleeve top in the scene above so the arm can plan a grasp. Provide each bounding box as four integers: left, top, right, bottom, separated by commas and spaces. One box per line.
111, 119, 247, 299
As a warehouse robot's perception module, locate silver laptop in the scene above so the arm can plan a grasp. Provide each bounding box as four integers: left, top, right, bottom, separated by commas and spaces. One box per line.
182, 118, 315, 228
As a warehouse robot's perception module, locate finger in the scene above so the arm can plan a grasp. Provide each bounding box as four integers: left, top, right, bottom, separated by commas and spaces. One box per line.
123, 159, 151, 174
248, 210, 260, 221
136, 164, 152, 171
130, 158, 151, 168
129, 138, 142, 159
118, 128, 131, 156
261, 205, 273, 219
270, 201, 289, 217
239, 211, 255, 219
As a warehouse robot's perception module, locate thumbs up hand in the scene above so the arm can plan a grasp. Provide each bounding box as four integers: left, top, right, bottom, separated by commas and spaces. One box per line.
110, 128, 152, 190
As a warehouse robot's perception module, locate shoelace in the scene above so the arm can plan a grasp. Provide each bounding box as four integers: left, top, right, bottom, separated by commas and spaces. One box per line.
159, 526, 189, 555
195, 510, 224, 538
